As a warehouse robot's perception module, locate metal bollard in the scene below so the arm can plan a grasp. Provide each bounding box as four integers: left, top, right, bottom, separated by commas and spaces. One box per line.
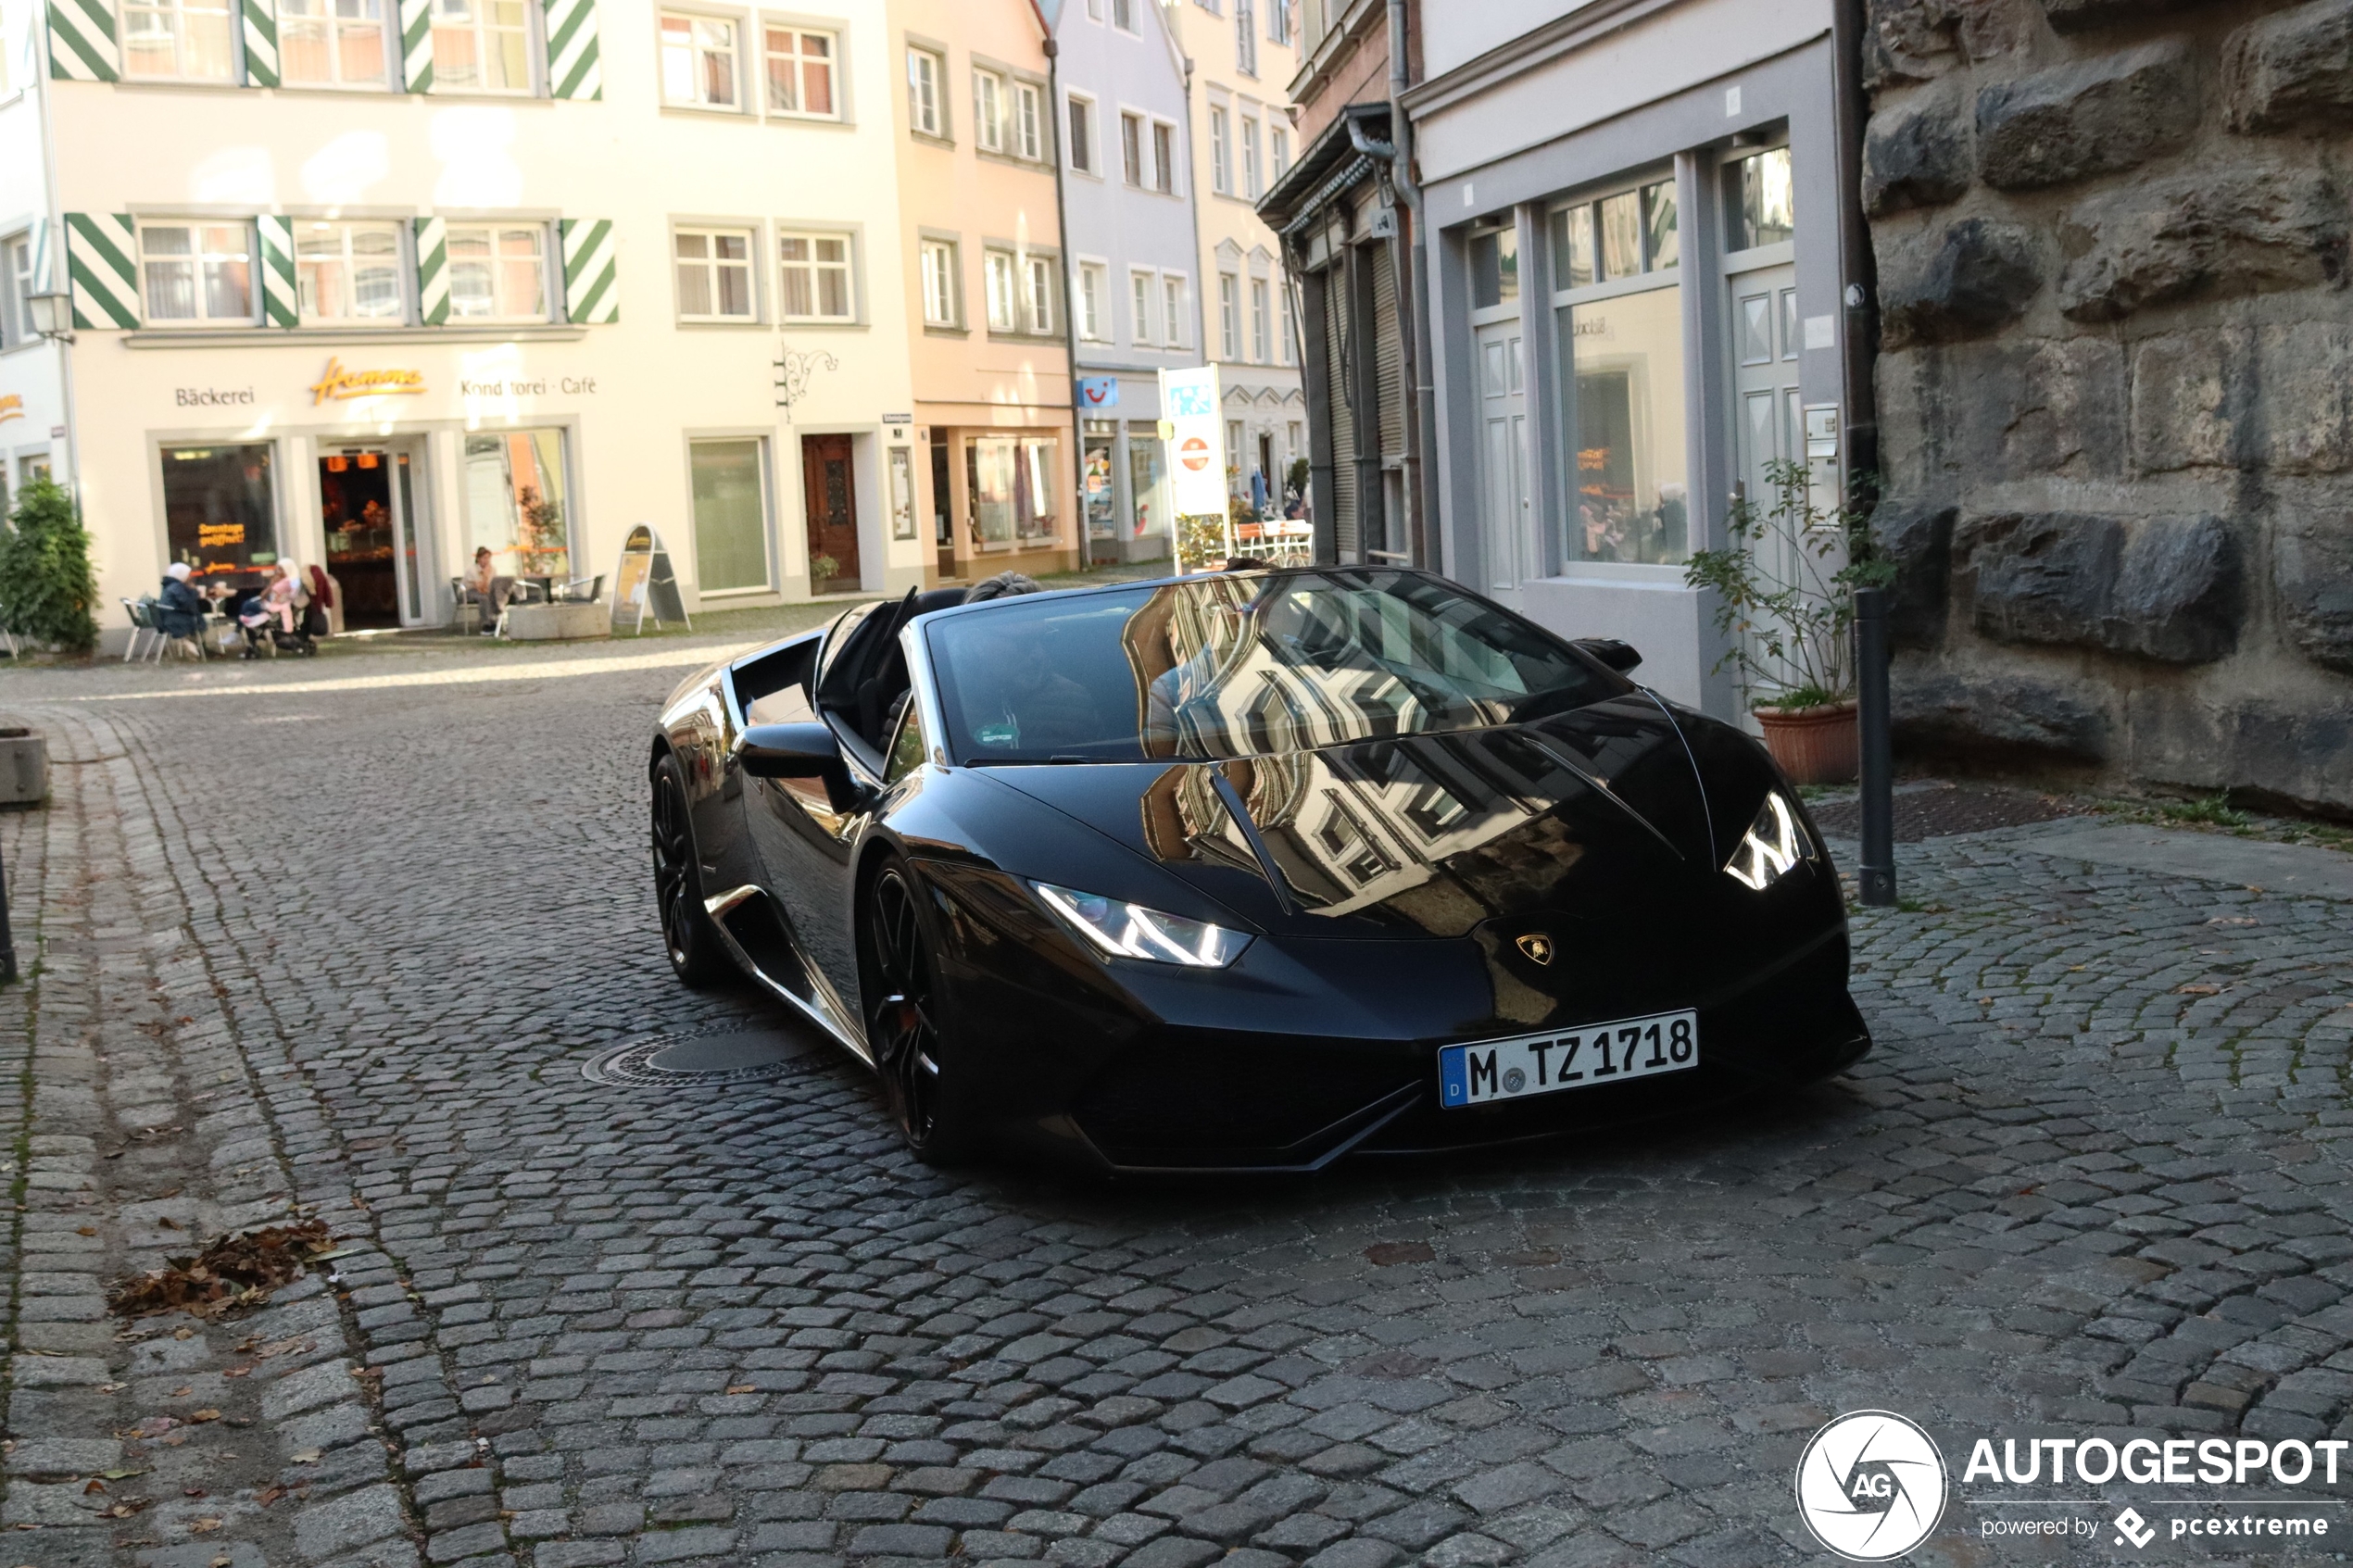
1854, 587, 1896, 907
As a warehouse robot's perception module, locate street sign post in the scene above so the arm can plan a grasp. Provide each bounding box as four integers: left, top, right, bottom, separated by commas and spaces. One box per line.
1160, 367, 1226, 571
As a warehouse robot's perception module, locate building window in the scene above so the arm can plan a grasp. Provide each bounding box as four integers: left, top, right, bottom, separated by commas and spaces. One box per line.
122, 0, 234, 80
296, 221, 404, 321
1163, 273, 1187, 346
661, 13, 736, 107
1014, 81, 1043, 160
921, 238, 958, 324
1552, 187, 1687, 568
1226, 420, 1244, 487
1471, 222, 1519, 308
431, 0, 530, 92
1217, 272, 1239, 358
966, 435, 1059, 548
1728, 147, 1793, 251
141, 222, 253, 323
1067, 93, 1096, 172
1077, 262, 1106, 341
1236, 0, 1256, 75
1129, 270, 1153, 345
1241, 114, 1262, 198
689, 437, 771, 593
675, 228, 755, 320
1269, 0, 1291, 44
1112, 0, 1136, 30
280, 0, 387, 86
161, 444, 276, 578
3, 236, 33, 347
974, 69, 1004, 152
1152, 120, 1176, 194
763, 27, 835, 118
985, 249, 1017, 331
1279, 280, 1297, 365
778, 232, 852, 320
1209, 106, 1230, 194
1121, 111, 1144, 185
907, 46, 943, 137
1250, 277, 1269, 362
447, 223, 547, 320
462, 428, 568, 579
1271, 126, 1290, 180
1026, 255, 1054, 334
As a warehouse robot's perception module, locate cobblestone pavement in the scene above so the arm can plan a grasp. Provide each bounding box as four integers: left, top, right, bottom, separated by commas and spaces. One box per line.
1, 643, 2351, 1567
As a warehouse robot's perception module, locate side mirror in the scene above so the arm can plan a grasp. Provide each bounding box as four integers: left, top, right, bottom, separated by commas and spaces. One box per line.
735, 721, 842, 779
1575, 638, 1642, 674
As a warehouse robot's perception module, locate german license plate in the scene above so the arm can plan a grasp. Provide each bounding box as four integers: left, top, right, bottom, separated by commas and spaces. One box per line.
1439, 1010, 1698, 1109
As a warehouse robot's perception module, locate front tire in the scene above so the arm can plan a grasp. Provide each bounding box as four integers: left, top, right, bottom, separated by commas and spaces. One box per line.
863, 857, 971, 1164
651, 754, 730, 987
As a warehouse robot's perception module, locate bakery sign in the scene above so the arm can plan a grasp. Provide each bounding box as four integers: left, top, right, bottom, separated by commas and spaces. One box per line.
0, 394, 22, 424
309, 357, 427, 406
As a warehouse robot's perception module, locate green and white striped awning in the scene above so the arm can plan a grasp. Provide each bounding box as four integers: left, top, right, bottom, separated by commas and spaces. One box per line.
65, 213, 138, 329
561, 218, 616, 324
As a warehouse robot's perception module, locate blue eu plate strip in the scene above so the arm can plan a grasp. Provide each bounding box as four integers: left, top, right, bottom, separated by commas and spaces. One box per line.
1439, 1047, 1467, 1107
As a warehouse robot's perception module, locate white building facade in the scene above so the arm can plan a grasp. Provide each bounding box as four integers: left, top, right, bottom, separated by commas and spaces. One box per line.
3, 0, 927, 647
1050, 0, 1195, 564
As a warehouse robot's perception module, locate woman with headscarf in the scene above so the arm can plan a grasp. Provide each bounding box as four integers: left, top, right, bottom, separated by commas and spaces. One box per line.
156, 562, 208, 643
305, 564, 336, 638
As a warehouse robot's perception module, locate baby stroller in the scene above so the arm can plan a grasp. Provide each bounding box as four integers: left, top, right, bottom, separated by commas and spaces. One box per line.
235, 589, 322, 658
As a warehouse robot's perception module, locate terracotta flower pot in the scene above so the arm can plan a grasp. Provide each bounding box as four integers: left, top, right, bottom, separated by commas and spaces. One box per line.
1755, 700, 1859, 786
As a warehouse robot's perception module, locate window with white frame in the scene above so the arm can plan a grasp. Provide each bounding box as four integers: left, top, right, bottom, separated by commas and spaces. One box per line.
907, 45, 943, 136
1014, 81, 1043, 160
1026, 255, 1054, 334
974, 68, 1004, 152
1269, 0, 1291, 44
122, 0, 234, 80
762, 26, 835, 117
1130, 270, 1153, 345
675, 227, 755, 320
280, 0, 389, 87
3, 236, 33, 347
1112, 0, 1136, 31
296, 220, 404, 321
1152, 120, 1176, 194
1279, 279, 1297, 364
1250, 277, 1269, 362
920, 237, 958, 324
1236, 0, 1256, 75
430, 0, 530, 92
1241, 114, 1262, 198
1163, 273, 1187, 346
778, 232, 853, 320
1120, 111, 1144, 185
447, 222, 547, 320
661, 13, 737, 107
1076, 262, 1106, 341
1271, 126, 1290, 181
140, 222, 253, 323
1209, 106, 1230, 194
1067, 93, 1096, 172
1217, 272, 1239, 358
984, 249, 1017, 331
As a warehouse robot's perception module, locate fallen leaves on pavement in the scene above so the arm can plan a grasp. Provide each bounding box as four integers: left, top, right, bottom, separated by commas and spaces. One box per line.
107, 1218, 334, 1320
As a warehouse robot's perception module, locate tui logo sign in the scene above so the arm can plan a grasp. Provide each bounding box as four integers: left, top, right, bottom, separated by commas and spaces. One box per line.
1796, 1411, 1948, 1561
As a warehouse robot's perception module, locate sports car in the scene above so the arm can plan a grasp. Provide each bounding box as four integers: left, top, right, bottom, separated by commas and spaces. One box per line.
648, 566, 1869, 1172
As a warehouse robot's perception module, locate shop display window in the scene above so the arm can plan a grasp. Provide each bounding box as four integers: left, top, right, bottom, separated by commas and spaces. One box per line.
966, 436, 1059, 550
161, 444, 277, 580
688, 438, 769, 592
464, 428, 569, 582
1559, 283, 1688, 567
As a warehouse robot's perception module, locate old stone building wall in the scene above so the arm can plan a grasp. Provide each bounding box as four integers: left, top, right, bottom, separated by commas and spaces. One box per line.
1863, 0, 2353, 814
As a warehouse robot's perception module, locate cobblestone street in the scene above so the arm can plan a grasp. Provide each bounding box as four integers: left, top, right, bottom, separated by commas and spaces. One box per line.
2, 642, 2351, 1568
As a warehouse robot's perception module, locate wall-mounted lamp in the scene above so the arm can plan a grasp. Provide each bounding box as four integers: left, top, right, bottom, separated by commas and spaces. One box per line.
25, 290, 75, 343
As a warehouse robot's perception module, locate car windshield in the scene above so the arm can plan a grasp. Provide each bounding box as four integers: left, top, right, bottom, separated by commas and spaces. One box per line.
925, 570, 1627, 764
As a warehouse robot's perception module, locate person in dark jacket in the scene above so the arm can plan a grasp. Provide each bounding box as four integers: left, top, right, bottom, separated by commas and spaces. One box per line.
157, 562, 209, 641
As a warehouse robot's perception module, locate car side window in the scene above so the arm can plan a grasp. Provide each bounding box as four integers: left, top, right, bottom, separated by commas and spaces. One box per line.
883, 697, 925, 785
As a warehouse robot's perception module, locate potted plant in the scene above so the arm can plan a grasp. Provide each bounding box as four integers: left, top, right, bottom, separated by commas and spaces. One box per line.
1682, 458, 1892, 785
809, 553, 841, 592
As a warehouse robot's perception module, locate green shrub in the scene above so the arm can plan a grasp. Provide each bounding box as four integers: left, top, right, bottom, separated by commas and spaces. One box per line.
0, 478, 99, 656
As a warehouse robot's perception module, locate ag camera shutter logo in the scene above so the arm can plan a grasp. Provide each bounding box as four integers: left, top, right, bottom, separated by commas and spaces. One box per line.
1795, 1411, 1948, 1561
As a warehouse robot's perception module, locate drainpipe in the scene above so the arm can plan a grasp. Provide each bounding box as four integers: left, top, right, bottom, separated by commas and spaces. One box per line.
1831, 0, 1879, 499
1044, 33, 1088, 574
33, 19, 79, 502
1385, 0, 1434, 574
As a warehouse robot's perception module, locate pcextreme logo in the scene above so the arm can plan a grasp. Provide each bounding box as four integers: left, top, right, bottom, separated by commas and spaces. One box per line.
1795, 1411, 1949, 1561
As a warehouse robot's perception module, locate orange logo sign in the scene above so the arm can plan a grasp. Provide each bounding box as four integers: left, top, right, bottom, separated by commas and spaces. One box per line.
309, 357, 426, 405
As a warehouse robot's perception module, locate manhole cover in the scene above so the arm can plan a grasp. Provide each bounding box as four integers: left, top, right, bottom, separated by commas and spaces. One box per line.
581, 1029, 824, 1087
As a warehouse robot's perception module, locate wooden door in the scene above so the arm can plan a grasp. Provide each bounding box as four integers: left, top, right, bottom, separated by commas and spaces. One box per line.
800, 433, 860, 591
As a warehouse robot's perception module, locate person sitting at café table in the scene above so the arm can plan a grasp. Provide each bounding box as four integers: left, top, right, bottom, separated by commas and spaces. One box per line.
156, 562, 209, 645
460, 547, 514, 633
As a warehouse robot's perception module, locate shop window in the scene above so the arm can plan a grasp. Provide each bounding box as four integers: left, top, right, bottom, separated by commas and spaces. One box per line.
920, 238, 958, 324
906, 46, 943, 137
1728, 146, 1793, 251
1084, 425, 1115, 543
280, 0, 388, 86
464, 428, 569, 580
1126, 427, 1162, 541
661, 12, 737, 107
1550, 180, 1675, 288
431, 0, 530, 92
985, 250, 1018, 332
122, 0, 234, 80
688, 437, 769, 592
141, 222, 253, 324
675, 228, 754, 320
1471, 223, 1517, 310
778, 232, 853, 320
447, 223, 547, 320
974, 69, 1005, 152
1026, 256, 1055, 335
889, 447, 917, 540
965, 435, 1059, 550
1557, 284, 1687, 567
762, 26, 835, 118
161, 444, 276, 579
296, 221, 404, 321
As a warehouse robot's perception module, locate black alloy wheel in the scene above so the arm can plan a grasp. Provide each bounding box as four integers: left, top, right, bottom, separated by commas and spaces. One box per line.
650, 755, 728, 986
865, 859, 968, 1162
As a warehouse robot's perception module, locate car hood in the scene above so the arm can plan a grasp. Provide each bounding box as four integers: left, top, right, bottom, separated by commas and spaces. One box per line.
988, 694, 1727, 941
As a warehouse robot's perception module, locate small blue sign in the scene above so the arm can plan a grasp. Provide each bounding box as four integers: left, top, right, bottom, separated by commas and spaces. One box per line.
1440, 1047, 1468, 1107
1076, 376, 1120, 409
1168, 385, 1216, 418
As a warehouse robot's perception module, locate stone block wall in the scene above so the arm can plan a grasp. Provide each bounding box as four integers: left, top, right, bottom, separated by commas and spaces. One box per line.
1863, 0, 2353, 814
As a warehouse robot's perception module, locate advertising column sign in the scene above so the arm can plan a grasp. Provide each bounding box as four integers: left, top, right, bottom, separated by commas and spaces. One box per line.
612, 523, 691, 634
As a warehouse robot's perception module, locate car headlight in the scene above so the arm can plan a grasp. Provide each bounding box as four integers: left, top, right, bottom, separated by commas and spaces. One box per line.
1724, 791, 1810, 890
1031, 882, 1252, 968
